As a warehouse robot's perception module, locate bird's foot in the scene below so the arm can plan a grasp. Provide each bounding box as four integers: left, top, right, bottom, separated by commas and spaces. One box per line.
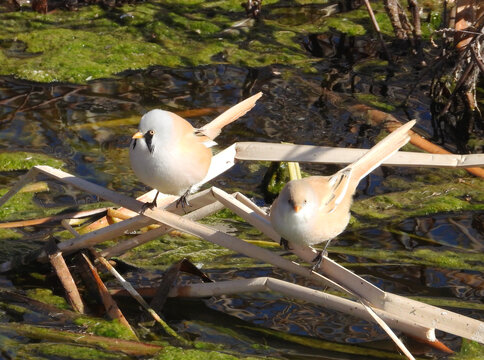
279, 238, 292, 251
175, 189, 191, 210
140, 199, 157, 214
311, 248, 330, 271
311, 251, 324, 271
140, 191, 160, 214
311, 240, 332, 271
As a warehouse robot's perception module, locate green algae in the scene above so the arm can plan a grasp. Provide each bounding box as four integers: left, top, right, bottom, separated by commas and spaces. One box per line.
0, 0, 399, 83
0, 151, 64, 171
122, 231, 272, 269
0, 190, 44, 222
408, 297, 484, 311
0, 322, 162, 356
330, 247, 484, 271
451, 339, 484, 360
17, 343, 130, 360
123, 233, 234, 269
26, 288, 70, 310
351, 175, 484, 227
74, 317, 138, 341
242, 325, 405, 359
156, 345, 263, 360
355, 93, 396, 112
0, 228, 22, 241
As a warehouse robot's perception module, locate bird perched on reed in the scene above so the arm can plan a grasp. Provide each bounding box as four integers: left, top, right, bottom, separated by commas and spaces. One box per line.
130, 92, 262, 211
270, 120, 416, 268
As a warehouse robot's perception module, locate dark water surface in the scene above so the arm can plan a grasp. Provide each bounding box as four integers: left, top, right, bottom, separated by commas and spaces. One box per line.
0, 65, 483, 358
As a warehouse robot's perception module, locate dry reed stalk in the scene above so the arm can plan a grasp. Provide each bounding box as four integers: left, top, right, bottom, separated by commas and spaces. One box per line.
45, 239, 85, 314
169, 277, 436, 343
91, 250, 187, 343
0, 208, 108, 229
79, 253, 138, 339
348, 104, 484, 178
234, 142, 484, 168
100, 200, 225, 259
363, 0, 392, 60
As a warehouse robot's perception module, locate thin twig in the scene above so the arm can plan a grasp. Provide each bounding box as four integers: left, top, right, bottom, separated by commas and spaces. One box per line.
0, 208, 108, 228
91, 250, 188, 344
21, 88, 83, 112
364, 0, 392, 61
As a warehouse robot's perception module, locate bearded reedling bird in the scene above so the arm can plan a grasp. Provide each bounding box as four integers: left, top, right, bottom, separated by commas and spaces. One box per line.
130, 92, 262, 211
270, 120, 416, 268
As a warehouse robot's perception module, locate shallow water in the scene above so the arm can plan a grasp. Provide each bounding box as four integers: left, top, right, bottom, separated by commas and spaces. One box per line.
0, 63, 483, 358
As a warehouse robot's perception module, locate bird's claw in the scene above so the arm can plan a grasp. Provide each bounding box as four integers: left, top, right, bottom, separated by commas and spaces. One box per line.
279, 238, 292, 251
311, 249, 329, 271
175, 190, 191, 210
140, 200, 157, 214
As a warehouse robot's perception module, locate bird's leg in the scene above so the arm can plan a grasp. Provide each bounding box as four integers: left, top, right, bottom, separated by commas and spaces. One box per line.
175, 188, 191, 209
140, 191, 160, 214
279, 237, 292, 250
311, 240, 332, 271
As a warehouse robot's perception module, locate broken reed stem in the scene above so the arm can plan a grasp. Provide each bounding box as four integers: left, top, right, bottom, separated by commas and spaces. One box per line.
80, 253, 138, 339
100, 200, 225, 259
235, 142, 484, 168
62, 220, 184, 343
91, 251, 188, 344
45, 238, 85, 314
358, 299, 415, 360
0, 206, 108, 229
346, 102, 484, 178
169, 277, 434, 342
363, 0, 392, 61
287, 161, 302, 181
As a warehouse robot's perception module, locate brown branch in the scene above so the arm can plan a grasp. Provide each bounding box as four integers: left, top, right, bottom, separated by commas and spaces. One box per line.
79, 253, 138, 339
438, 61, 474, 116
407, 0, 422, 41
471, 41, 484, 73
384, 0, 407, 40
45, 239, 85, 313
2, 89, 32, 123
20, 87, 83, 112
364, 0, 392, 61
0, 93, 28, 105
344, 101, 484, 178
0, 207, 108, 228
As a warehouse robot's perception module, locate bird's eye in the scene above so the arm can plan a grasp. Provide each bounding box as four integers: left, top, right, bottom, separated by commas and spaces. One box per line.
149, 130, 155, 136
304, 199, 307, 204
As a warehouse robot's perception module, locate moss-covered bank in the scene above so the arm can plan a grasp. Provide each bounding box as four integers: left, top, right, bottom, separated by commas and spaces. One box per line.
0, 0, 432, 83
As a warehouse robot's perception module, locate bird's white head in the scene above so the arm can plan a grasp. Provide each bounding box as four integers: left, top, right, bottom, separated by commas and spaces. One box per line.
131, 109, 175, 154
281, 180, 318, 216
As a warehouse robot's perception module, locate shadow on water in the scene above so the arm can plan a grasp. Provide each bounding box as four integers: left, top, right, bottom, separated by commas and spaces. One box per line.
0, 63, 483, 358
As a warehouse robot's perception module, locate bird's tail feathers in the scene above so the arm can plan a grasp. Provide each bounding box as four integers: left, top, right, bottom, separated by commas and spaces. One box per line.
197, 92, 262, 140
346, 120, 416, 182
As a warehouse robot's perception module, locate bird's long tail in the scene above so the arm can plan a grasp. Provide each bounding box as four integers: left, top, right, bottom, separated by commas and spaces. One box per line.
197, 92, 263, 140
347, 119, 416, 182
